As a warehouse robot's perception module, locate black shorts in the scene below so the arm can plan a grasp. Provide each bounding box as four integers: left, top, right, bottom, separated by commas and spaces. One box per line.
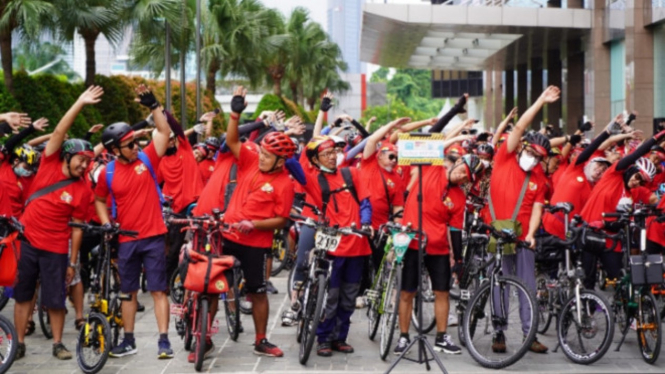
223, 239, 269, 294
14, 240, 68, 309
402, 250, 451, 292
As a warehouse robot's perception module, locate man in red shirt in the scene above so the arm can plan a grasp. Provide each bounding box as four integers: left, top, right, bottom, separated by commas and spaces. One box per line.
485, 86, 561, 354
13, 86, 102, 361
95, 85, 175, 359
395, 154, 483, 355
222, 86, 296, 357
197, 137, 220, 183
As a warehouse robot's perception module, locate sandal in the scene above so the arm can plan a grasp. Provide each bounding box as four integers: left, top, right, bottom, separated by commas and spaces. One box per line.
75, 318, 85, 331
25, 320, 35, 336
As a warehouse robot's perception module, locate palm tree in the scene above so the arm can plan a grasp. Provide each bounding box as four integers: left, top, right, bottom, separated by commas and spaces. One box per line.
0, 0, 53, 92
51, 0, 128, 86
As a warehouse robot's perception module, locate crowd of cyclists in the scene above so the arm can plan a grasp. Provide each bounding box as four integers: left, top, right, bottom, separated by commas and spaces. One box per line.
1, 81, 665, 372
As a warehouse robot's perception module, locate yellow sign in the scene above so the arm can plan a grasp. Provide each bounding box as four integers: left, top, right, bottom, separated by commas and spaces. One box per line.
397, 133, 446, 166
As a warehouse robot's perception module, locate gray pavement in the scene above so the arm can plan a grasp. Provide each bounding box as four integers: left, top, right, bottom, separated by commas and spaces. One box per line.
3, 272, 665, 374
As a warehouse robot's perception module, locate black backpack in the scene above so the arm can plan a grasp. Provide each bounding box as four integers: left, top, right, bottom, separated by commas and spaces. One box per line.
317, 167, 359, 217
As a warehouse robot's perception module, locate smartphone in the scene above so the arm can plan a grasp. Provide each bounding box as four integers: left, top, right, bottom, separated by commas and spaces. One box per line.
473, 119, 480, 124
213, 108, 221, 114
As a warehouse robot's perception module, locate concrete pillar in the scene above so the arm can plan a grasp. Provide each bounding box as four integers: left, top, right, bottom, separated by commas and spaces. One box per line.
531, 58, 544, 126
517, 64, 528, 116
567, 42, 585, 134
588, 0, 611, 127
625, 0, 654, 134
493, 70, 503, 129
547, 50, 563, 129
567, 0, 583, 9
505, 69, 514, 114
484, 70, 493, 129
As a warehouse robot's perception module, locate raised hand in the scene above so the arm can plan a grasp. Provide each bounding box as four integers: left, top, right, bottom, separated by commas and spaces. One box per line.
88, 124, 104, 133
231, 86, 248, 114
508, 107, 518, 119
200, 111, 218, 123
32, 117, 49, 132
320, 92, 334, 112
539, 86, 561, 104
1, 112, 31, 131
134, 84, 159, 110
275, 110, 286, 123
78, 85, 104, 105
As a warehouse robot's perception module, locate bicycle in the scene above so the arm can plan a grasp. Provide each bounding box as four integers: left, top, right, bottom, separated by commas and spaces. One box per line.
462, 221, 538, 369
169, 215, 238, 372
68, 222, 137, 374
602, 206, 663, 364
366, 222, 423, 360
290, 213, 369, 365
0, 215, 22, 374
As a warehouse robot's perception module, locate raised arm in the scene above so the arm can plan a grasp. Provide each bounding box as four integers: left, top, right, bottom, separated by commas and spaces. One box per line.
492, 107, 518, 147
363, 117, 409, 159
389, 118, 437, 143
226, 86, 248, 158
135, 85, 170, 157
508, 86, 560, 154
429, 94, 468, 133
314, 92, 333, 137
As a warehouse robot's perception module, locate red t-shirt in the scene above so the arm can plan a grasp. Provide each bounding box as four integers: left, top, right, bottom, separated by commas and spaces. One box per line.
395, 165, 412, 188
360, 154, 405, 230
647, 171, 665, 193
0, 180, 14, 217
299, 156, 371, 257
402, 166, 465, 255
192, 152, 236, 216
648, 190, 665, 245
20, 151, 92, 253
198, 158, 215, 184
222, 145, 295, 248
483, 143, 547, 240
157, 139, 205, 213
95, 144, 167, 243
551, 158, 569, 190
0, 163, 24, 217
542, 161, 593, 239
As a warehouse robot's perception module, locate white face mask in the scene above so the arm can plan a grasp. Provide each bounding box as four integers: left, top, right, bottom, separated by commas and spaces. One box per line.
481, 160, 490, 169
518, 153, 537, 172
336, 153, 344, 167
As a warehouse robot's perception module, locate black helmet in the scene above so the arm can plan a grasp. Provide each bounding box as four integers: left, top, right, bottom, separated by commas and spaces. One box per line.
204, 136, 220, 151
476, 143, 494, 158
460, 154, 484, 182
102, 122, 133, 152
61, 139, 94, 160
523, 131, 551, 157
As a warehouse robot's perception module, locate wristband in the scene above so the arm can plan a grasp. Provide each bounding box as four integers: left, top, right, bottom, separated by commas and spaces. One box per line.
230, 113, 240, 121
69, 263, 77, 268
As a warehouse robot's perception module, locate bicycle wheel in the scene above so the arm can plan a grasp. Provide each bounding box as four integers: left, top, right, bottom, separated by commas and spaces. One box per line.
367, 261, 385, 341
0, 315, 17, 374
0, 287, 9, 312
463, 275, 537, 369
223, 269, 241, 342
411, 268, 436, 334
299, 273, 326, 365
536, 274, 553, 335
379, 264, 401, 361
169, 270, 184, 305
195, 298, 209, 372
558, 289, 614, 365
76, 312, 111, 374
109, 298, 121, 348
637, 292, 661, 364
37, 291, 53, 339
270, 230, 289, 277
287, 266, 297, 302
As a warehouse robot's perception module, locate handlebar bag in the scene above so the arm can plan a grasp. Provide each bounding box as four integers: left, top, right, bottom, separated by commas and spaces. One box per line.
182, 249, 239, 294
630, 254, 664, 286
0, 232, 20, 287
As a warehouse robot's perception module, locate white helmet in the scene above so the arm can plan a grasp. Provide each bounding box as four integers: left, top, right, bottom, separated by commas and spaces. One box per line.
636, 157, 657, 182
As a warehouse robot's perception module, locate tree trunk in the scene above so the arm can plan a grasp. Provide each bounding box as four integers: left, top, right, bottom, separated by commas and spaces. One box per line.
82, 30, 100, 87
268, 66, 283, 96
307, 97, 316, 111
206, 58, 219, 94
290, 82, 298, 104
0, 30, 13, 93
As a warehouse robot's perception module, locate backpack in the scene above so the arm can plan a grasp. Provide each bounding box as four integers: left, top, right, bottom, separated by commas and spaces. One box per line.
317, 167, 359, 217
222, 163, 238, 213
106, 151, 164, 219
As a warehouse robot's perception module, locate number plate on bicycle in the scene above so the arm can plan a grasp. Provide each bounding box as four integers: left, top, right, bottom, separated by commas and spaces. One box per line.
315, 230, 342, 252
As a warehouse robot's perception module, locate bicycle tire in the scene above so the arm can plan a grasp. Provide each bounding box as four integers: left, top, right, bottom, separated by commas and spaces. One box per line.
411, 269, 436, 334
299, 273, 326, 365
287, 265, 297, 301
195, 298, 209, 372
463, 275, 537, 369
270, 230, 289, 277
0, 287, 9, 312
224, 269, 241, 342
37, 291, 52, 339
637, 292, 661, 364
367, 260, 385, 341
169, 270, 184, 305
536, 274, 554, 335
379, 265, 401, 361
558, 289, 614, 365
109, 298, 121, 348
0, 314, 17, 374
76, 312, 111, 374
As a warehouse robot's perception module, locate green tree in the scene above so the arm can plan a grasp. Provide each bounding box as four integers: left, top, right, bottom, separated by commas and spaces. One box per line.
0, 0, 53, 92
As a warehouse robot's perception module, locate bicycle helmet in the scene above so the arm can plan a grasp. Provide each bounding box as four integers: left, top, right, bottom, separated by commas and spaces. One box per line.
650, 145, 665, 161
260, 131, 297, 158
345, 132, 362, 147
204, 136, 220, 151
61, 139, 94, 160
330, 135, 346, 149
306, 135, 335, 164
102, 122, 134, 151
11, 144, 39, 167
460, 154, 484, 182
523, 131, 551, 157
635, 157, 657, 183
193, 143, 209, 158
476, 143, 494, 158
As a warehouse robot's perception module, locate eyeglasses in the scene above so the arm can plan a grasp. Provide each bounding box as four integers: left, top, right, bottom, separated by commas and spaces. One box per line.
120, 140, 137, 150
318, 150, 337, 158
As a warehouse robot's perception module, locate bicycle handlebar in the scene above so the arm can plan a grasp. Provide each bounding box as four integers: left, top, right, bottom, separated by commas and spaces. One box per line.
473, 222, 529, 247
167, 216, 230, 230
544, 202, 573, 215
0, 215, 24, 235
289, 214, 370, 238
68, 222, 138, 238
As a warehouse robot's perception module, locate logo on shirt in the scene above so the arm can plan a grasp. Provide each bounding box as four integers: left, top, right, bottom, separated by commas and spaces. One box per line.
261, 183, 274, 193
60, 191, 73, 204
396, 167, 403, 177
443, 196, 454, 209
134, 164, 147, 175
215, 280, 225, 291
16, 181, 22, 190
577, 176, 584, 183
209, 166, 214, 171
528, 182, 538, 191
386, 178, 395, 189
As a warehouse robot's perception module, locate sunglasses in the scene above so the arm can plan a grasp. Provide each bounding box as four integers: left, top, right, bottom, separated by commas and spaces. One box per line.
120, 140, 137, 150
388, 154, 397, 161
461, 129, 478, 135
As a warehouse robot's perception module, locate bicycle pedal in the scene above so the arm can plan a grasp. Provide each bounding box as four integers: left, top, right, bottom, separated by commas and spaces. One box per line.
460, 290, 471, 300
170, 304, 184, 317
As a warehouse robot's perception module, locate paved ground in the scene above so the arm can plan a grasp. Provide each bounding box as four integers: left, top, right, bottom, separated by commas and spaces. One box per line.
3, 272, 665, 374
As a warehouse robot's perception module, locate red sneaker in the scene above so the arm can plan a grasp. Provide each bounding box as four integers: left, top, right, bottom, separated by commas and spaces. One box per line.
253, 339, 284, 357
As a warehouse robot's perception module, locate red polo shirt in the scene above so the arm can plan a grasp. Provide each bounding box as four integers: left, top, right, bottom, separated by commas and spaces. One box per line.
158, 138, 205, 213
360, 153, 405, 230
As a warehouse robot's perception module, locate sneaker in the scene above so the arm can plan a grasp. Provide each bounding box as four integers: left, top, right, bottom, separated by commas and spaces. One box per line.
434, 334, 461, 355
355, 296, 367, 309
188, 340, 214, 363
137, 302, 145, 312
528, 337, 548, 354
331, 340, 354, 353
393, 336, 410, 355
630, 319, 637, 331
492, 331, 506, 353
16, 342, 26, 360
447, 313, 459, 327
281, 310, 298, 327
254, 338, 284, 357
266, 281, 279, 295
316, 342, 332, 357
110, 339, 137, 358
52, 342, 73, 360
158, 338, 174, 359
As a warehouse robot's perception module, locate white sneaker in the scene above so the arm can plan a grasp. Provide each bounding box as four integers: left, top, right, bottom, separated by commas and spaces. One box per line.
448, 313, 458, 327
355, 296, 367, 309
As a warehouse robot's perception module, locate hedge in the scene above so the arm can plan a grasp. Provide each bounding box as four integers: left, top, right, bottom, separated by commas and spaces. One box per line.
254, 93, 315, 124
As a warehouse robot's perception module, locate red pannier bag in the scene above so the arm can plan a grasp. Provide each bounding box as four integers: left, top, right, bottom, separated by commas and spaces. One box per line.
182, 248, 239, 294
0, 232, 21, 287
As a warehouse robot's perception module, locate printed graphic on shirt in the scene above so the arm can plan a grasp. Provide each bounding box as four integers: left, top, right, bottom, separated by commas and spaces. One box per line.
60, 191, 73, 204
135, 163, 147, 175
529, 181, 538, 191
443, 196, 454, 209
386, 178, 395, 189
261, 183, 274, 193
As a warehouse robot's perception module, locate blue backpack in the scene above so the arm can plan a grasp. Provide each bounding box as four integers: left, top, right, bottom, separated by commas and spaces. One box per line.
106, 151, 164, 219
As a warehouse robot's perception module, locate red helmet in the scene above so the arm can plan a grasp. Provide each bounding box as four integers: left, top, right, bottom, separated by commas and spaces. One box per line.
261, 132, 297, 158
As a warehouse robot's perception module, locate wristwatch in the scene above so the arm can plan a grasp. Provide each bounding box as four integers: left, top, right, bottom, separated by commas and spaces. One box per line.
69, 263, 77, 269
